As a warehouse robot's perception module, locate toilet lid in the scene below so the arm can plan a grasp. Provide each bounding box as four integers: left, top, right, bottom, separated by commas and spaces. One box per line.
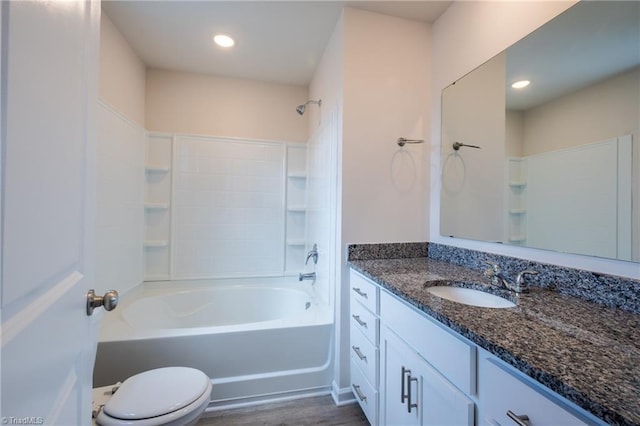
103, 367, 210, 420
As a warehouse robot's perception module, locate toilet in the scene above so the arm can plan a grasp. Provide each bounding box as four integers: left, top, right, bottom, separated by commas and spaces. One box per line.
94, 367, 212, 426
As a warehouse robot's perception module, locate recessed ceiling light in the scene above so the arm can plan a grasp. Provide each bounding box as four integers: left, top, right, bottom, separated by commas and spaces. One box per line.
213, 34, 235, 48
511, 80, 531, 89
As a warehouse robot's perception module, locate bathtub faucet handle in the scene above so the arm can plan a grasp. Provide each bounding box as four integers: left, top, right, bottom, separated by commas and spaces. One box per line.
305, 244, 318, 265
299, 272, 316, 282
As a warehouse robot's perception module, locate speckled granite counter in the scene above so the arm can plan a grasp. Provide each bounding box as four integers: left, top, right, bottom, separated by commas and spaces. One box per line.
349, 256, 640, 426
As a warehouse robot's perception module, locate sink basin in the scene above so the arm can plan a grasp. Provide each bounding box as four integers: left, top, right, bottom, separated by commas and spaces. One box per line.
427, 286, 515, 308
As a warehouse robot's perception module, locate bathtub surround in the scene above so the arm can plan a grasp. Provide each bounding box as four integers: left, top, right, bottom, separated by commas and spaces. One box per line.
96, 101, 145, 296
348, 242, 640, 426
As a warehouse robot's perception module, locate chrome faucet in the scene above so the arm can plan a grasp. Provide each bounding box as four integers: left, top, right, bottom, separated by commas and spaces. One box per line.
484, 261, 538, 293
305, 244, 318, 265
299, 272, 316, 282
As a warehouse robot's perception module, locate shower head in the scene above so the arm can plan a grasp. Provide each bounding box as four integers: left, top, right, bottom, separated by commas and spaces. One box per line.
296, 99, 322, 115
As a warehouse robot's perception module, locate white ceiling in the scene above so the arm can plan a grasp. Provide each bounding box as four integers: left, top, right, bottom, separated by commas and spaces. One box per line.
504, 1, 640, 110
102, 1, 452, 87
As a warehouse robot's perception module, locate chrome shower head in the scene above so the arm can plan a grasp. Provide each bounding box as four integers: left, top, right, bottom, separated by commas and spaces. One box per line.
296, 99, 321, 115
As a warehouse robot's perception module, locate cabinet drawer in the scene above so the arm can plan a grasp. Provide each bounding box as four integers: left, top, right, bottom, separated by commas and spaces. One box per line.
350, 320, 378, 386
351, 359, 378, 426
380, 290, 476, 395
351, 299, 379, 345
480, 357, 592, 426
350, 271, 379, 314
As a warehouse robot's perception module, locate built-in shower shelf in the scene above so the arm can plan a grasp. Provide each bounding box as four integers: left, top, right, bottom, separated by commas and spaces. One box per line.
144, 240, 169, 248
145, 202, 170, 210
145, 165, 170, 173
508, 209, 526, 214
287, 206, 306, 212
286, 239, 305, 246
508, 181, 526, 187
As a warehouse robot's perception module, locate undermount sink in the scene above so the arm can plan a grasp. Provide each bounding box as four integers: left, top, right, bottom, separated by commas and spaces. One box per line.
427, 286, 516, 308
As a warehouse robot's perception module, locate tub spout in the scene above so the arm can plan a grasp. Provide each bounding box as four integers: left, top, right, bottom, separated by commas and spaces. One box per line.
299, 272, 316, 282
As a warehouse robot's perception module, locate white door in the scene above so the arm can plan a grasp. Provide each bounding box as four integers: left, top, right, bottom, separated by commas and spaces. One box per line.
1, 1, 100, 425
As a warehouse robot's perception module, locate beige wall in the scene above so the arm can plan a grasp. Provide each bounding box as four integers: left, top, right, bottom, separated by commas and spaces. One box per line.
145, 69, 309, 143
522, 67, 640, 156
342, 7, 430, 245
431, 0, 639, 279
99, 11, 146, 126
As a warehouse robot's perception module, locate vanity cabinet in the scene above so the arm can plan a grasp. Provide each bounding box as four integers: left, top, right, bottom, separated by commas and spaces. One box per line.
349, 269, 605, 426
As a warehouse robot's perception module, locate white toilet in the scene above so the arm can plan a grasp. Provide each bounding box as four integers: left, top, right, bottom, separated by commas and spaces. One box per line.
94, 367, 212, 426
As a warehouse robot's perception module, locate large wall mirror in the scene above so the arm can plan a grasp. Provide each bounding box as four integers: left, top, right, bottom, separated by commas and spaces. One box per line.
440, 1, 639, 262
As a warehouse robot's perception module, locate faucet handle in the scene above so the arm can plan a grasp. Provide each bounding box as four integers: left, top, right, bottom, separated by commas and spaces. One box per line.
483, 261, 500, 276
516, 270, 538, 283
305, 243, 319, 265
483, 261, 501, 287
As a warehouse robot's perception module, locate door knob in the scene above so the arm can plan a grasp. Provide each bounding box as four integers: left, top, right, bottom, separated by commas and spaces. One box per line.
86, 289, 119, 316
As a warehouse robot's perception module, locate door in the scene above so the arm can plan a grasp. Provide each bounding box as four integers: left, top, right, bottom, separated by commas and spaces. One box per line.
1, 1, 100, 424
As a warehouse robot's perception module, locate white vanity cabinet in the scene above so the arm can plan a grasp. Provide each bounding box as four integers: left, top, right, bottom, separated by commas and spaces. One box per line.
349, 271, 380, 425
349, 268, 605, 426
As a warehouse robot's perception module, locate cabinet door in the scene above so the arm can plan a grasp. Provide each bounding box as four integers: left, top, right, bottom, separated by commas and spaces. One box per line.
382, 326, 475, 426
381, 327, 422, 426
422, 362, 475, 426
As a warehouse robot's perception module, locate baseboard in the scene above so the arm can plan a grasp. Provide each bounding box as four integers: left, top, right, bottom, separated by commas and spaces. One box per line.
204, 386, 332, 413
330, 381, 356, 406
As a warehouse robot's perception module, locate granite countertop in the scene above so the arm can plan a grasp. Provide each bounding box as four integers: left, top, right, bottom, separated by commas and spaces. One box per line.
349, 257, 640, 426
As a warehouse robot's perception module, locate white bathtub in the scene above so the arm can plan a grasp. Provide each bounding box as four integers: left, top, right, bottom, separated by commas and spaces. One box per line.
93, 277, 334, 408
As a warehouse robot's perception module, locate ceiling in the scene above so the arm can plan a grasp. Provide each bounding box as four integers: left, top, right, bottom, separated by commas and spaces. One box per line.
102, 1, 452, 87
504, 1, 640, 110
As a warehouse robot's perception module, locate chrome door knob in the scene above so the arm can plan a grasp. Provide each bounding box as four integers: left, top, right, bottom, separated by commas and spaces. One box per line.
86, 289, 119, 316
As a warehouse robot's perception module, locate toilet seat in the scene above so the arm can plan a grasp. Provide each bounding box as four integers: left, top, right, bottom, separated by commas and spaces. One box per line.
96, 367, 211, 426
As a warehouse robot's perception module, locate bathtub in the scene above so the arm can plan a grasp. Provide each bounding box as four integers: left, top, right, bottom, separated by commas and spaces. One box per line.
93, 277, 334, 408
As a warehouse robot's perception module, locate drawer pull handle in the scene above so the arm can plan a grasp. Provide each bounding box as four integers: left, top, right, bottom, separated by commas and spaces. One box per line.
353, 384, 367, 402
352, 314, 367, 328
507, 410, 531, 426
407, 375, 418, 413
401, 366, 410, 404
352, 346, 367, 362
353, 287, 368, 298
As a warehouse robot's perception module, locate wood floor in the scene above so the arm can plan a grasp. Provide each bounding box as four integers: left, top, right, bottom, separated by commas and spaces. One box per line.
197, 395, 369, 426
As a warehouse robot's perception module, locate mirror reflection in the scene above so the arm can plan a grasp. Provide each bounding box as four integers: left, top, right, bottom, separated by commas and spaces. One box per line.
440, 1, 639, 262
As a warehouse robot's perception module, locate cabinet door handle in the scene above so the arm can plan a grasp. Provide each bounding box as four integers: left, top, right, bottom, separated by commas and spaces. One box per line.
352, 287, 368, 298
407, 375, 418, 413
352, 314, 367, 328
353, 384, 367, 402
401, 366, 410, 404
507, 410, 531, 426
352, 346, 367, 362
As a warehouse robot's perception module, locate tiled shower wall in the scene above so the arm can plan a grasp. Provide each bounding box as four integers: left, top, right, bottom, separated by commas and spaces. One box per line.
172, 136, 286, 278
